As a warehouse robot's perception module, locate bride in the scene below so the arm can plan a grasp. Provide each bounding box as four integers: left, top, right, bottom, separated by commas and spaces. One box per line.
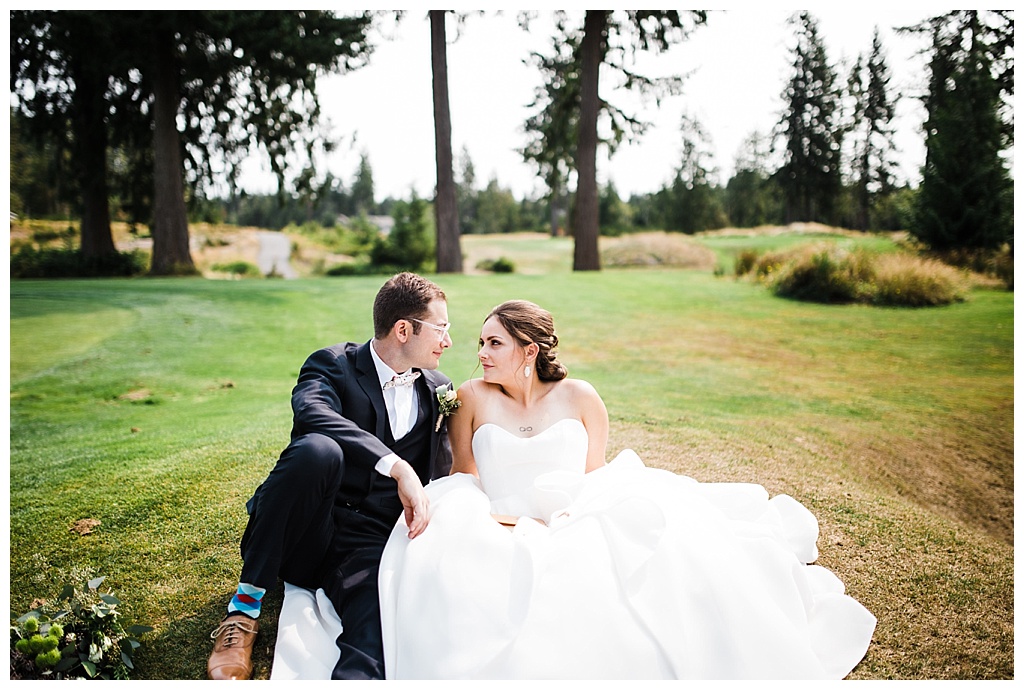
377, 300, 876, 679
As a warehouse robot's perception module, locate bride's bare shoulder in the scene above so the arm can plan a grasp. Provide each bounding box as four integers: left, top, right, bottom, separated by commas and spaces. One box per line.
560, 377, 602, 399
456, 378, 492, 401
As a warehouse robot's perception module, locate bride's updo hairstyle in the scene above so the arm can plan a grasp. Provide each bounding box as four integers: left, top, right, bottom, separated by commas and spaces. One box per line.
485, 300, 568, 381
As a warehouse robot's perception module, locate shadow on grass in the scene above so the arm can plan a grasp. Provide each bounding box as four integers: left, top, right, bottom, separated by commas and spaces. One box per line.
135, 587, 283, 680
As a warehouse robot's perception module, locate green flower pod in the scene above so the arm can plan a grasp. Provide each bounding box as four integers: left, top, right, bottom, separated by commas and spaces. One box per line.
35, 648, 62, 668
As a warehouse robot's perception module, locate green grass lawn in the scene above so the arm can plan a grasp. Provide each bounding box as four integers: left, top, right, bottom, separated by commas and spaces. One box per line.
8, 235, 1013, 679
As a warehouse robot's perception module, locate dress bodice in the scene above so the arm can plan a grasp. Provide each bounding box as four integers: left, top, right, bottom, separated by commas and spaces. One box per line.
472, 418, 588, 518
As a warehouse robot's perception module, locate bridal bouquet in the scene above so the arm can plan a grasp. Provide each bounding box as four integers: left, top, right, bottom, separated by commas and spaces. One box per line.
10, 575, 153, 680
435, 384, 462, 431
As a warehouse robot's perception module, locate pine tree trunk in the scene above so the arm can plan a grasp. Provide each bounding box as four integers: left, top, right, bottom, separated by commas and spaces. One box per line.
430, 10, 462, 274
150, 29, 195, 275
572, 10, 605, 271
70, 54, 116, 259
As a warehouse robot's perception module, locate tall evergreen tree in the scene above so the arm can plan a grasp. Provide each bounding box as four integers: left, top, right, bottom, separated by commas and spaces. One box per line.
846, 28, 899, 230
568, 10, 707, 270
351, 153, 376, 216
776, 11, 843, 225
11, 11, 126, 258
475, 178, 521, 234
905, 10, 1013, 251
456, 146, 479, 235
664, 114, 726, 233
521, 18, 580, 238
726, 131, 782, 228
11, 10, 374, 274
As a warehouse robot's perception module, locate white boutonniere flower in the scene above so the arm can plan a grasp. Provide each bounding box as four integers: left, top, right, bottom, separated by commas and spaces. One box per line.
434, 384, 462, 431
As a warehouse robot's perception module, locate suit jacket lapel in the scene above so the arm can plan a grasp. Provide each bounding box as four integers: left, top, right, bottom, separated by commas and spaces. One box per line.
355, 341, 392, 443
418, 370, 446, 473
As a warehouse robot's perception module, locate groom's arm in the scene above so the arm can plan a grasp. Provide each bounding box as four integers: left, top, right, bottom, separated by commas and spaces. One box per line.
290, 346, 393, 469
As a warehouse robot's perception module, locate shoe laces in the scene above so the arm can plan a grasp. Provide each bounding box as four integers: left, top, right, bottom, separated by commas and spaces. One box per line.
210, 618, 257, 647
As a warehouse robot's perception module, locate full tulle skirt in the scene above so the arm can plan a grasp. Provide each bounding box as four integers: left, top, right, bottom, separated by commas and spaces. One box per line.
378, 450, 876, 679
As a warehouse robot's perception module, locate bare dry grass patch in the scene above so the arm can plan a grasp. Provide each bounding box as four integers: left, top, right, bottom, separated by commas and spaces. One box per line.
600, 232, 718, 269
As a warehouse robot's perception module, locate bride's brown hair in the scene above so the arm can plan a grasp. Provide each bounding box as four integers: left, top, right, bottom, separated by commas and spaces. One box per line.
485, 300, 568, 381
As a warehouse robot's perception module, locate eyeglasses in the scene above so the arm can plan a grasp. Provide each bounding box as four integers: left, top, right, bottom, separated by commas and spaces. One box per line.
408, 318, 451, 341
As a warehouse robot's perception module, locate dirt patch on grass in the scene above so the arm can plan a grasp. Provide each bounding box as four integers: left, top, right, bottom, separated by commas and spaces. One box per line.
118, 388, 153, 402
835, 409, 1013, 546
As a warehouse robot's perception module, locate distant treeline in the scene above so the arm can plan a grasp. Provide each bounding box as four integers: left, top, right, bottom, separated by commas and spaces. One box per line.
183, 161, 916, 237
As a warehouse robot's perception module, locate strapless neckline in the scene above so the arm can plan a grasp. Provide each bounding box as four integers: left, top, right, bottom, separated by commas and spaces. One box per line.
475, 417, 585, 440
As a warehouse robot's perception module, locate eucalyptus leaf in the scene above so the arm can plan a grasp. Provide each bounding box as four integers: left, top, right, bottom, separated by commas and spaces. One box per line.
81, 659, 98, 677
16, 610, 42, 624
54, 655, 78, 673
87, 576, 106, 590
59, 584, 76, 601
100, 593, 121, 606
121, 650, 135, 670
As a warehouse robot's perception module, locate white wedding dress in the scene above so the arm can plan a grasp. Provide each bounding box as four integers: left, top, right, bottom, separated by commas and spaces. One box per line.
377, 418, 876, 680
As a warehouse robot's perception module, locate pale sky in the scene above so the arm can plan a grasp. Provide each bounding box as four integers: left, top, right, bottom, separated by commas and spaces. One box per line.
240, 8, 938, 202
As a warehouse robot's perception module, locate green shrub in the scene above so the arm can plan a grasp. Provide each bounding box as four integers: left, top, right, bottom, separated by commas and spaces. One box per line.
283, 220, 374, 257
476, 257, 516, 273
31, 225, 77, 246
370, 195, 433, 271
211, 260, 261, 277
770, 247, 873, 304
10, 247, 148, 279
325, 261, 380, 276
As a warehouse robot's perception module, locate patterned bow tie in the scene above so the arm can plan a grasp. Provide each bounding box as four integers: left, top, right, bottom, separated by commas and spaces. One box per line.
383, 371, 421, 390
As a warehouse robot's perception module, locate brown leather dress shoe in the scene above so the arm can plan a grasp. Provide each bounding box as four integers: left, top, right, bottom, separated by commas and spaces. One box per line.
207, 615, 259, 680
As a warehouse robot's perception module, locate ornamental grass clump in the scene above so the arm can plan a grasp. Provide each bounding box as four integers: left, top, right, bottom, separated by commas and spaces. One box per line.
869, 253, 968, 307
751, 249, 790, 281
733, 249, 759, 276
736, 243, 969, 307
770, 245, 874, 304
10, 576, 152, 680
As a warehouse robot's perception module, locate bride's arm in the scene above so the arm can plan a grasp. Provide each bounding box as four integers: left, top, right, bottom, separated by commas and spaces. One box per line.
448, 380, 479, 478
576, 380, 609, 472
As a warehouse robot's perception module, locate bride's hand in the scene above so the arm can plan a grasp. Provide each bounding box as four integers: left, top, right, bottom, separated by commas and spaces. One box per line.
391, 460, 430, 538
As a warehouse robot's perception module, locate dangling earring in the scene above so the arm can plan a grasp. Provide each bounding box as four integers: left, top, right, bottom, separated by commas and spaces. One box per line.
524, 365, 531, 378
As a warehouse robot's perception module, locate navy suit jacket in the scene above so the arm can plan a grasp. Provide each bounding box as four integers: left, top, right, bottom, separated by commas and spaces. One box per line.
289, 340, 453, 501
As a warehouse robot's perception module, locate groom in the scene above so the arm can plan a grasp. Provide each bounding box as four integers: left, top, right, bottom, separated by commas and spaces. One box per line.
207, 272, 454, 680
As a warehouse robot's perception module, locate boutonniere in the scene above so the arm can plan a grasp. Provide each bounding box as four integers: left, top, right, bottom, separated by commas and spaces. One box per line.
434, 384, 461, 431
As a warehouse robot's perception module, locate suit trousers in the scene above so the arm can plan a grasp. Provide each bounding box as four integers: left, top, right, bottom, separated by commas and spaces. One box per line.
239, 431, 400, 679
240, 432, 345, 590
322, 506, 395, 679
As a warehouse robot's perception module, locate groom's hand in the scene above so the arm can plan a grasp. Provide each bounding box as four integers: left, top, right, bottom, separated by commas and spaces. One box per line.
390, 460, 430, 538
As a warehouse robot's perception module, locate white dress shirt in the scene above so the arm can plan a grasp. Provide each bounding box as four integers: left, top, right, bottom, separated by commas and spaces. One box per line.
369, 341, 420, 477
